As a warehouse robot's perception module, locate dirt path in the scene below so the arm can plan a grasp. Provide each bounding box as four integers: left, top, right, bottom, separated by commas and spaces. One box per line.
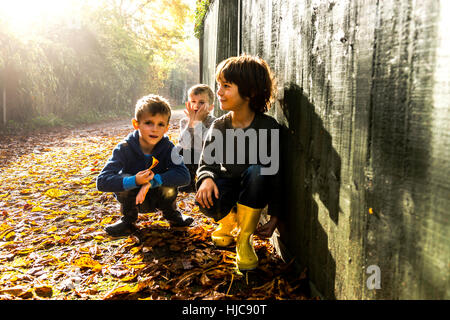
0, 110, 311, 300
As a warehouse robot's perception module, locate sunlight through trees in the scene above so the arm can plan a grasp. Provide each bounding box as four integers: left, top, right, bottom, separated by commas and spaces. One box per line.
0, 0, 198, 128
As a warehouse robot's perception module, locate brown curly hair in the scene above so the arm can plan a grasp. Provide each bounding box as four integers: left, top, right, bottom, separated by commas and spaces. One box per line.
215, 54, 276, 113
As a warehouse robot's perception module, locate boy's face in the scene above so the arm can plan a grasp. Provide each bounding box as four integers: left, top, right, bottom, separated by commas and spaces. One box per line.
132, 112, 169, 151
216, 75, 249, 112
189, 92, 213, 112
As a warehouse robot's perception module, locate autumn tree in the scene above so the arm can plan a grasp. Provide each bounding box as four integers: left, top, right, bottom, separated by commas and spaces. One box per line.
0, 0, 196, 128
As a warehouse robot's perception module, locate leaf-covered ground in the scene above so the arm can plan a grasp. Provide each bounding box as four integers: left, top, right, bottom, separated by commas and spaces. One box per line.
0, 111, 312, 300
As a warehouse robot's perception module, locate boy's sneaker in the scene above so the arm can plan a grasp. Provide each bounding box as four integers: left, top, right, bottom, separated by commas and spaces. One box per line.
105, 220, 138, 237
163, 210, 194, 227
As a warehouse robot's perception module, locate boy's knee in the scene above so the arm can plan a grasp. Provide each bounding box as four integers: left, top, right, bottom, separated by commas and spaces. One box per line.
242, 165, 269, 187
115, 189, 138, 203
159, 186, 178, 200
198, 202, 221, 221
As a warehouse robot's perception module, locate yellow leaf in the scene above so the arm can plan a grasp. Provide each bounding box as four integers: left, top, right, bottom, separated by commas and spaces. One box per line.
130, 247, 141, 254
45, 188, 69, 198
149, 156, 159, 170
5, 231, 15, 241
153, 220, 170, 227
103, 278, 154, 299
14, 247, 35, 255
46, 226, 57, 233
128, 256, 143, 264
80, 177, 93, 185
0, 285, 30, 297
77, 210, 90, 218
71, 234, 80, 240
121, 274, 138, 282
0, 223, 12, 233
100, 217, 113, 225
73, 255, 102, 272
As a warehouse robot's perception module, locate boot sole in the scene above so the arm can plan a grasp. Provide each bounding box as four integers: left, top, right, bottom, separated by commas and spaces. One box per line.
105, 225, 137, 237
236, 261, 258, 271
168, 217, 194, 227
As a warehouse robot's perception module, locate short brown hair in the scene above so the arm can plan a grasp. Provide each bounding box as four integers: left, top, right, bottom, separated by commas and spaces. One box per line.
215, 54, 276, 113
188, 84, 215, 104
135, 94, 171, 122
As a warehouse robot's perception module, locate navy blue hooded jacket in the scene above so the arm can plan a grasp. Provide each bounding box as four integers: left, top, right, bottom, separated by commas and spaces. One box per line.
96, 130, 190, 193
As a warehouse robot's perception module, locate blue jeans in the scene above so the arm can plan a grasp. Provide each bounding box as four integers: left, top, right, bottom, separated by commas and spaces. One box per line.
198, 165, 275, 221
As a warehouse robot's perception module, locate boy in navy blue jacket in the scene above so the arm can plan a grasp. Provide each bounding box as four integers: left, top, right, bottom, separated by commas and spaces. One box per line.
97, 94, 193, 237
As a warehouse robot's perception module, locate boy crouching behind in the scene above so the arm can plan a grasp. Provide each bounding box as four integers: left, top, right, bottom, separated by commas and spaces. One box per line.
96, 94, 193, 237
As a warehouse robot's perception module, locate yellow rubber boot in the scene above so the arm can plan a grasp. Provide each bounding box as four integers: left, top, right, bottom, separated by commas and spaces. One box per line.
235, 203, 262, 271
211, 207, 237, 247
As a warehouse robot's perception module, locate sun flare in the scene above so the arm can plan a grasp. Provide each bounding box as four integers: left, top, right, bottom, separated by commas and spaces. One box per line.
0, 0, 78, 34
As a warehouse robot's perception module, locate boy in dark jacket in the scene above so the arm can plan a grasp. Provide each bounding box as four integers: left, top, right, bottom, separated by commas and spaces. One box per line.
195, 54, 281, 271
97, 94, 193, 237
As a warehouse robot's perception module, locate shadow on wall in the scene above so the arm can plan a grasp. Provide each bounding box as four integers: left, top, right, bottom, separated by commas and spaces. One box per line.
277, 83, 341, 299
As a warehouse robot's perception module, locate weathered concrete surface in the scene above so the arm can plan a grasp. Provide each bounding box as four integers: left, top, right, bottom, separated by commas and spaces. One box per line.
201, 0, 449, 299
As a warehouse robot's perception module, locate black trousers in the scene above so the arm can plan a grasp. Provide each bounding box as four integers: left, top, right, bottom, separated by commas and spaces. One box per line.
198, 165, 275, 222
178, 148, 200, 193
114, 186, 178, 224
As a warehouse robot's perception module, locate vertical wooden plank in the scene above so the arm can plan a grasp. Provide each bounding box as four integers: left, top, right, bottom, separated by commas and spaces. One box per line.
347, 0, 378, 300
366, 0, 445, 299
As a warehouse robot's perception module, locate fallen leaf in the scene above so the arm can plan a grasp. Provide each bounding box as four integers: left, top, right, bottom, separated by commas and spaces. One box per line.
44, 188, 70, 198
73, 255, 102, 272
34, 285, 53, 298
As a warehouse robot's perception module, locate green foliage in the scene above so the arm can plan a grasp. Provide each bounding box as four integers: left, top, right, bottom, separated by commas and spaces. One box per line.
194, 0, 212, 38
30, 114, 65, 128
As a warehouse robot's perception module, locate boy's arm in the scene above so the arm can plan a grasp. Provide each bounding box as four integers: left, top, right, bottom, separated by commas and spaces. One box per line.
179, 118, 207, 152
201, 115, 216, 142
96, 144, 133, 193
178, 118, 193, 149
156, 144, 191, 188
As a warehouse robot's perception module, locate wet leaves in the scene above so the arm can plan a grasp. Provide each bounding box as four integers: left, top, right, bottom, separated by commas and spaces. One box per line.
0, 118, 311, 300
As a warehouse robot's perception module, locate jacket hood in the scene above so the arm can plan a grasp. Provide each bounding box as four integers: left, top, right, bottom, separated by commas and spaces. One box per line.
124, 131, 143, 157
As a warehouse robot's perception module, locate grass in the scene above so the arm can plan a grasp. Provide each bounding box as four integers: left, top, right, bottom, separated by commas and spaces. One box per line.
0, 110, 131, 135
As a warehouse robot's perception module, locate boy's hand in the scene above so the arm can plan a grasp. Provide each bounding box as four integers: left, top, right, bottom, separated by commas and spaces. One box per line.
255, 216, 278, 238
195, 104, 209, 122
135, 169, 154, 186
184, 101, 197, 127
136, 183, 151, 205
195, 178, 219, 209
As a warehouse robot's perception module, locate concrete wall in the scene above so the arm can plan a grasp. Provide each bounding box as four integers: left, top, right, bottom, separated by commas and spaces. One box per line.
201, 0, 449, 299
